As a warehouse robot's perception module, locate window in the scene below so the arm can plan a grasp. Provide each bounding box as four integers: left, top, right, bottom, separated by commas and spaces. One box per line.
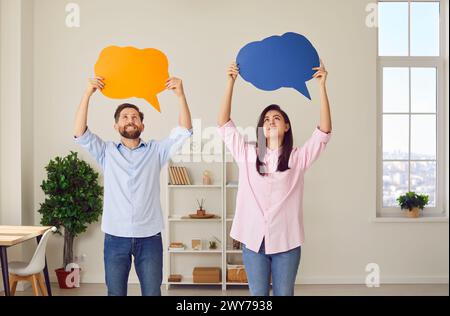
377, 0, 446, 216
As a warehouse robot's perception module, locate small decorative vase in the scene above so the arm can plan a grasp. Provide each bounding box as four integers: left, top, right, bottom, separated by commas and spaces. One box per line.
203, 171, 212, 185
197, 208, 205, 216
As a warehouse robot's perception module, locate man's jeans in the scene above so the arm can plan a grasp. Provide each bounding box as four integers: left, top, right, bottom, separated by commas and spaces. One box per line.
242, 240, 301, 296
104, 232, 163, 296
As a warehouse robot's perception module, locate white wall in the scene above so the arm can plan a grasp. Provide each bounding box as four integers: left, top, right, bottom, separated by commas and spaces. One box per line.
0, 0, 35, 291
0, 0, 23, 226
0, 0, 446, 287
445, 0, 449, 242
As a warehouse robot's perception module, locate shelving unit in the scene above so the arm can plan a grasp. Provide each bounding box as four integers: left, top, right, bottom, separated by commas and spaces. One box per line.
164, 147, 246, 290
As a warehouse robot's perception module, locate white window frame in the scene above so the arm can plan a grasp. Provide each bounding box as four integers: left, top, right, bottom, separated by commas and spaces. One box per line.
376, 0, 448, 217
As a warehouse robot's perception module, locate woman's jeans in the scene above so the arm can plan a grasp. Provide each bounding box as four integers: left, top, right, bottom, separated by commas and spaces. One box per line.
104, 232, 163, 296
242, 240, 301, 296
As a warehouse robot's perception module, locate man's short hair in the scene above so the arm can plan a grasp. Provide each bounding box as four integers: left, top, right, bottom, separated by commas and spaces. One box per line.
114, 103, 144, 123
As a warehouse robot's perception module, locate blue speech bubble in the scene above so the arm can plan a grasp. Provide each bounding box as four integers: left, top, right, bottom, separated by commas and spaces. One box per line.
236, 32, 319, 100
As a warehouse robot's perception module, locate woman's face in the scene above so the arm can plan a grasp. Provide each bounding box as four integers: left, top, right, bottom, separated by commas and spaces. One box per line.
262, 110, 290, 140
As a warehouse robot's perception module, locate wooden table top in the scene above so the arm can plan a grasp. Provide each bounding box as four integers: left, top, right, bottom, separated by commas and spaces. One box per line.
0, 225, 52, 246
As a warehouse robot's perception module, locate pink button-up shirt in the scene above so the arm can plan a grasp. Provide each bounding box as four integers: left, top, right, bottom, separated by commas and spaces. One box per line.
217, 119, 331, 254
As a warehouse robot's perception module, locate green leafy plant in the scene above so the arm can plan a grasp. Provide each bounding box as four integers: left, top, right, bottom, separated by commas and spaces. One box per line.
396, 191, 429, 211
209, 241, 217, 249
38, 151, 103, 267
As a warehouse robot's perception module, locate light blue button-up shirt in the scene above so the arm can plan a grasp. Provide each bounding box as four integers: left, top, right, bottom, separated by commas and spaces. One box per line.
74, 126, 192, 237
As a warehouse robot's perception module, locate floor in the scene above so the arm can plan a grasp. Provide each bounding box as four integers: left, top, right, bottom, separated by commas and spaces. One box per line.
3, 283, 448, 296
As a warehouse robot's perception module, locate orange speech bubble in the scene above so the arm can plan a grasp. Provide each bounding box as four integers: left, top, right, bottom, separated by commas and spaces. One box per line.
94, 46, 169, 112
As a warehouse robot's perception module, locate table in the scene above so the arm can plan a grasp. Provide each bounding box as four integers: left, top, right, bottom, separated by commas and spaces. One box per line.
0, 225, 53, 296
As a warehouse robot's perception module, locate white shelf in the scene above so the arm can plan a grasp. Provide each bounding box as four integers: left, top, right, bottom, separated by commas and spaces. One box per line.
167, 276, 222, 285
168, 184, 222, 188
171, 154, 223, 162
172, 152, 223, 157
168, 216, 221, 222
226, 250, 242, 254
168, 249, 222, 254
165, 143, 241, 290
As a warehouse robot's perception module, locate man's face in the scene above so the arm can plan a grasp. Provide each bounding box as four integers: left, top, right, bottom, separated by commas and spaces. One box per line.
114, 108, 144, 139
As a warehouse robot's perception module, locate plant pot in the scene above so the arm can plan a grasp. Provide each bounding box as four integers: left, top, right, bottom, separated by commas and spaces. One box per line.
405, 207, 421, 218
196, 209, 205, 216
55, 267, 81, 289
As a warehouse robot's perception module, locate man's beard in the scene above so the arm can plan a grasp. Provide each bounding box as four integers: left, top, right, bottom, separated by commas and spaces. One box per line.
119, 124, 141, 139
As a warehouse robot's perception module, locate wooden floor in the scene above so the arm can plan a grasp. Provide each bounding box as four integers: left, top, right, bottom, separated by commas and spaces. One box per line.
2, 283, 448, 296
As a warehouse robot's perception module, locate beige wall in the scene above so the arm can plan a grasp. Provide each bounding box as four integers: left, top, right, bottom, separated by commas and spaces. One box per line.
0, 0, 35, 291
0, 0, 448, 287
445, 0, 449, 240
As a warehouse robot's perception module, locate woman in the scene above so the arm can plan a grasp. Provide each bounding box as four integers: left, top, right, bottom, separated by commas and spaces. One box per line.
217, 60, 332, 296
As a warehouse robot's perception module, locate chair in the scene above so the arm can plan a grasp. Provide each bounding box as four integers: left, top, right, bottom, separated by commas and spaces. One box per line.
8, 227, 56, 296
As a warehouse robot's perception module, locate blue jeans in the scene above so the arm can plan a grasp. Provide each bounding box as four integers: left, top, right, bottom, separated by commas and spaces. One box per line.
104, 232, 163, 296
242, 240, 301, 296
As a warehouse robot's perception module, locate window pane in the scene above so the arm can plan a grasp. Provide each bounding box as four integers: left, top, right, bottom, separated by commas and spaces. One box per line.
411, 68, 437, 113
411, 115, 436, 160
383, 115, 409, 160
411, 161, 436, 207
383, 68, 409, 113
383, 161, 409, 207
411, 2, 440, 56
378, 2, 409, 56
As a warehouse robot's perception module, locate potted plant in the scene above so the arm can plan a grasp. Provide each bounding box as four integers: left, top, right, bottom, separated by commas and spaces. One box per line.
38, 151, 103, 288
208, 236, 221, 250
396, 191, 429, 218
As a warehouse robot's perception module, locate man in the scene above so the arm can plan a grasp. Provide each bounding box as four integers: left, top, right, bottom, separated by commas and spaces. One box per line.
73, 76, 192, 296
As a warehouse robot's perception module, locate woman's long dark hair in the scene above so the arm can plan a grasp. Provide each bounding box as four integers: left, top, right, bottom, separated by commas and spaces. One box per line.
256, 104, 293, 176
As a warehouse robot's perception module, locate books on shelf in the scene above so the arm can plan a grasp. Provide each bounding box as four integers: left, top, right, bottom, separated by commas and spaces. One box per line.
169, 166, 191, 185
